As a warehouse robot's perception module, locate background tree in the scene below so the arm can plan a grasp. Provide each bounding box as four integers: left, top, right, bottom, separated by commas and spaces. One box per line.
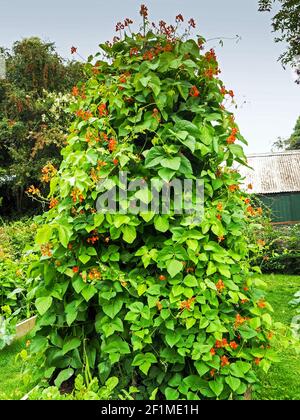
0, 38, 85, 216
258, 0, 300, 83
272, 115, 300, 150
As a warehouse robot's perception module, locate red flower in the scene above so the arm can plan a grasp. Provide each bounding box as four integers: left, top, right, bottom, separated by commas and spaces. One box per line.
176, 14, 184, 23
116, 22, 125, 32
71, 46, 77, 54
228, 90, 234, 98
254, 358, 261, 366
257, 299, 266, 309
72, 86, 79, 96
188, 18, 196, 28
72, 266, 79, 273
210, 369, 216, 377
130, 47, 139, 57
221, 355, 230, 367
230, 341, 238, 350
140, 4, 148, 18
159, 275, 166, 281
98, 103, 108, 117
189, 85, 200, 97
108, 138, 117, 152
216, 279, 225, 292
220, 86, 227, 95
143, 50, 154, 61
210, 348, 216, 356
113, 159, 118, 166
124, 18, 133, 27
226, 135, 236, 144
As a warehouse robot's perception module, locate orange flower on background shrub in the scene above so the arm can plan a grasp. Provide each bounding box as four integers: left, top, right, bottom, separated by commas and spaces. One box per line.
72, 86, 79, 96
228, 184, 239, 192
98, 103, 108, 117
72, 266, 79, 273
159, 275, 166, 281
210, 348, 216, 356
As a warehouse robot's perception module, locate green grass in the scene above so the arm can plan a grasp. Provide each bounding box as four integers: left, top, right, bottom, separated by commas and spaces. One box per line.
0, 338, 31, 400
0, 274, 299, 400
256, 274, 300, 400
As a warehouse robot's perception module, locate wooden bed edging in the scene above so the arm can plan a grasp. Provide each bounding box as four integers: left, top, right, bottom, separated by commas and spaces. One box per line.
15, 315, 37, 340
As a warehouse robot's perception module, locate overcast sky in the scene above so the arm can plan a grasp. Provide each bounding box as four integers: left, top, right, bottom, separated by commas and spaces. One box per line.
0, 0, 299, 153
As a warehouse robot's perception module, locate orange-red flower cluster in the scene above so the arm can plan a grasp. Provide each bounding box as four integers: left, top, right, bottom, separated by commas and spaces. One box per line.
216, 338, 229, 348
108, 138, 117, 152
221, 355, 230, 367
230, 341, 238, 350
70, 189, 84, 204
140, 4, 148, 18
216, 279, 226, 292
257, 299, 266, 309
179, 297, 195, 311
228, 184, 239, 193
41, 163, 57, 183
27, 185, 41, 196
88, 268, 101, 281
49, 198, 59, 209
189, 85, 200, 97
98, 103, 108, 117
188, 18, 196, 28
227, 127, 239, 144
76, 109, 93, 120
87, 231, 99, 244
72, 266, 79, 273
176, 14, 184, 23
234, 314, 247, 328
41, 243, 52, 257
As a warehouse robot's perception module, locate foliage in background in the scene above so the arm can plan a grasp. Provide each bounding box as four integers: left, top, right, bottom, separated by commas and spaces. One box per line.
0, 37, 84, 216
28, 7, 277, 400
258, 0, 300, 83
256, 224, 300, 275
0, 219, 38, 349
272, 116, 300, 150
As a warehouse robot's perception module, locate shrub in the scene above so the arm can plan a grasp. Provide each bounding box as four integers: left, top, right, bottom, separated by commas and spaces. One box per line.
0, 219, 38, 348
257, 224, 300, 275
30, 7, 275, 400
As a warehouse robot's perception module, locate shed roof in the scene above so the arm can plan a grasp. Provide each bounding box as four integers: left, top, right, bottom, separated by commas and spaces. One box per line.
237, 150, 300, 194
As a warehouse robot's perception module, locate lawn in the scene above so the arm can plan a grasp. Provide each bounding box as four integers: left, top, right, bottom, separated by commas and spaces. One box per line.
0, 274, 299, 400
0, 338, 31, 400
255, 274, 300, 400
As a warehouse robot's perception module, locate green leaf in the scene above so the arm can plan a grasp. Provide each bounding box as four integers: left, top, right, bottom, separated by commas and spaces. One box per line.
154, 216, 169, 233
161, 157, 181, 170
36, 225, 53, 245
158, 167, 175, 182
225, 376, 241, 392
62, 338, 81, 355
79, 254, 91, 264
167, 259, 183, 278
57, 224, 72, 248
81, 285, 97, 302
54, 368, 74, 388
165, 387, 179, 400
194, 361, 210, 377
209, 377, 224, 397
35, 296, 53, 315
122, 225, 136, 243
144, 147, 165, 168
165, 330, 181, 347
102, 298, 123, 319
135, 188, 152, 204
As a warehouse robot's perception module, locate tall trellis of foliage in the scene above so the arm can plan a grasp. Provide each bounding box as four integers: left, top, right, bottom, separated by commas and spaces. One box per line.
30, 7, 276, 399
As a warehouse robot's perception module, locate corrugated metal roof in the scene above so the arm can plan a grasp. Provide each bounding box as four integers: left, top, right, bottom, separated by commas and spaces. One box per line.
237, 150, 300, 194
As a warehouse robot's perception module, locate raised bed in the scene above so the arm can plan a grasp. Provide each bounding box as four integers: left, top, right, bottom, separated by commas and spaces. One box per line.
15, 315, 36, 340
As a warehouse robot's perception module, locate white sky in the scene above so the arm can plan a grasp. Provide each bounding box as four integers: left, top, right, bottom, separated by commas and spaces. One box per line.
0, 0, 299, 153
